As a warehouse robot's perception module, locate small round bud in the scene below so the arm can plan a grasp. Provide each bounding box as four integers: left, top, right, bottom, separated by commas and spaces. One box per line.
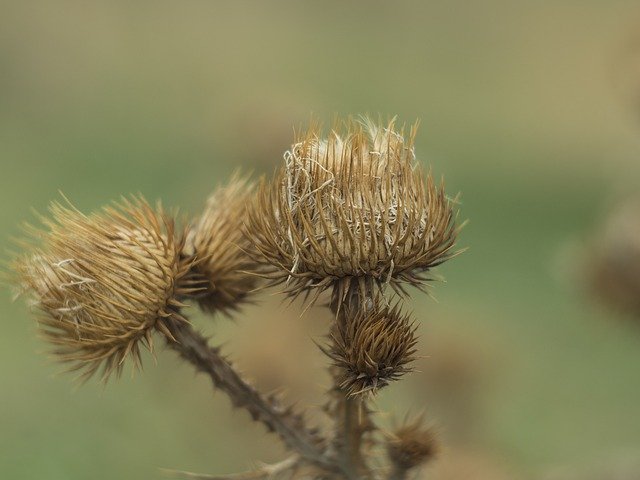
12, 197, 189, 382
324, 301, 418, 396
183, 176, 259, 315
246, 117, 459, 307
387, 418, 438, 474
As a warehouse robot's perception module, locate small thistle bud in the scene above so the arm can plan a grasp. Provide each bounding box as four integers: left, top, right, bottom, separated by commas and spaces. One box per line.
12, 197, 189, 381
183, 176, 259, 315
386, 417, 438, 474
324, 302, 418, 396
246, 116, 459, 307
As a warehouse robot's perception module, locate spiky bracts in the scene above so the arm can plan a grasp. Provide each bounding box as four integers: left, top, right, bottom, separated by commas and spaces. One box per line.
386, 417, 438, 477
246, 117, 459, 307
183, 175, 259, 315
324, 302, 418, 396
12, 197, 190, 381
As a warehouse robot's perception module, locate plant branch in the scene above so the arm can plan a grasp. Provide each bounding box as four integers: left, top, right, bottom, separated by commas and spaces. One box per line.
165, 320, 335, 472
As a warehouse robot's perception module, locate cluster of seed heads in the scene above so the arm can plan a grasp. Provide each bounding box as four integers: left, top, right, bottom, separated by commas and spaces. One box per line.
9, 116, 460, 479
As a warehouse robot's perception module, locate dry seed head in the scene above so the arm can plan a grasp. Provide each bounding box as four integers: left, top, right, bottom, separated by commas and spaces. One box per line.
586, 200, 640, 317
12, 197, 189, 382
246, 116, 459, 307
324, 301, 418, 396
387, 416, 438, 473
183, 176, 259, 315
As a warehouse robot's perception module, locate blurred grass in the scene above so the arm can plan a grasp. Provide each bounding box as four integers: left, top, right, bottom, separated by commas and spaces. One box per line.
2, 1, 640, 479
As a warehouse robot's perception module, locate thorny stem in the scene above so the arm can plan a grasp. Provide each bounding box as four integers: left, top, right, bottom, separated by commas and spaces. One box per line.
165, 320, 336, 473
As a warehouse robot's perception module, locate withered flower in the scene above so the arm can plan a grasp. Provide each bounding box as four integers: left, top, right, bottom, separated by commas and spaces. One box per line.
247, 117, 459, 307
183, 175, 259, 315
386, 417, 438, 474
586, 199, 640, 317
324, 301, 418, 396
12, 197, 189, 381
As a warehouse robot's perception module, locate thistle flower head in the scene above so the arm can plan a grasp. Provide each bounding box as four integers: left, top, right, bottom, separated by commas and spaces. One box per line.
183, 175, 259, 315
587, 200, 640, 317
324, 301, 418, 396
386, 416, 438, 473
247, 116, 459, 307
12, 197, 189, 382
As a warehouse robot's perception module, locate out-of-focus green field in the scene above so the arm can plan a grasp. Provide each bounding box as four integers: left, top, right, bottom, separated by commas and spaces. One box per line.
2, 1, 640, 479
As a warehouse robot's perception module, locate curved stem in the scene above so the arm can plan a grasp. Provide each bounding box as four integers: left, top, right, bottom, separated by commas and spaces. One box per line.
165, 321, 336, 473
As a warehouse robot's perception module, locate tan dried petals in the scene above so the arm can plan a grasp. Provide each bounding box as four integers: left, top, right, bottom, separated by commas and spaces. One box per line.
324, 301, 418, 396
246, 116, 459, 306
183, 175, 259, 315
12, 197, 188, 382
387, 417, 438, 473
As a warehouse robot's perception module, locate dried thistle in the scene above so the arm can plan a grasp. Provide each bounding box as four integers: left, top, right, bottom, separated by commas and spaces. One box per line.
324, 301, 418, 396
246, 116, 459, 308
386, 416, 438, 475
586, 199, 640, 317
11, 197, 190, 381
7, 115, 466, 480
183, 175, 259, 315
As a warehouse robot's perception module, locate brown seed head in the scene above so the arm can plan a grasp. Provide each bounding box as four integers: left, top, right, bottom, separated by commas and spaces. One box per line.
246, 116, 459, 307
183, 175, 259, 315
586, 200, 640, 317
387, 417, 438, 473
324, 301, 418, 396
12, 197, 189, 382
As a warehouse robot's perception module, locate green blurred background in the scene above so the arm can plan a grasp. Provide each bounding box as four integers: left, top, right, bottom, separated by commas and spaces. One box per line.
2, 1, 640, 479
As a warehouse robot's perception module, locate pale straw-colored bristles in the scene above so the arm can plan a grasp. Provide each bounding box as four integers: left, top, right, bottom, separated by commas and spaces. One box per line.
246, 116, 459, 309
11, 196, 190, 382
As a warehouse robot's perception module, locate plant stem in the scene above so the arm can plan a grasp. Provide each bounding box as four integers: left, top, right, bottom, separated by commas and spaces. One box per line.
329, 287, 373, 479
334, 392, 369, 479
166, 321, 335, 472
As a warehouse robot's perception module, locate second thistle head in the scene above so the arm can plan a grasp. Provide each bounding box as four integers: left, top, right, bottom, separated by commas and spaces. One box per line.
11, 197, 190, 382
247, 116, 460, 307
182, 175, 260, 315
